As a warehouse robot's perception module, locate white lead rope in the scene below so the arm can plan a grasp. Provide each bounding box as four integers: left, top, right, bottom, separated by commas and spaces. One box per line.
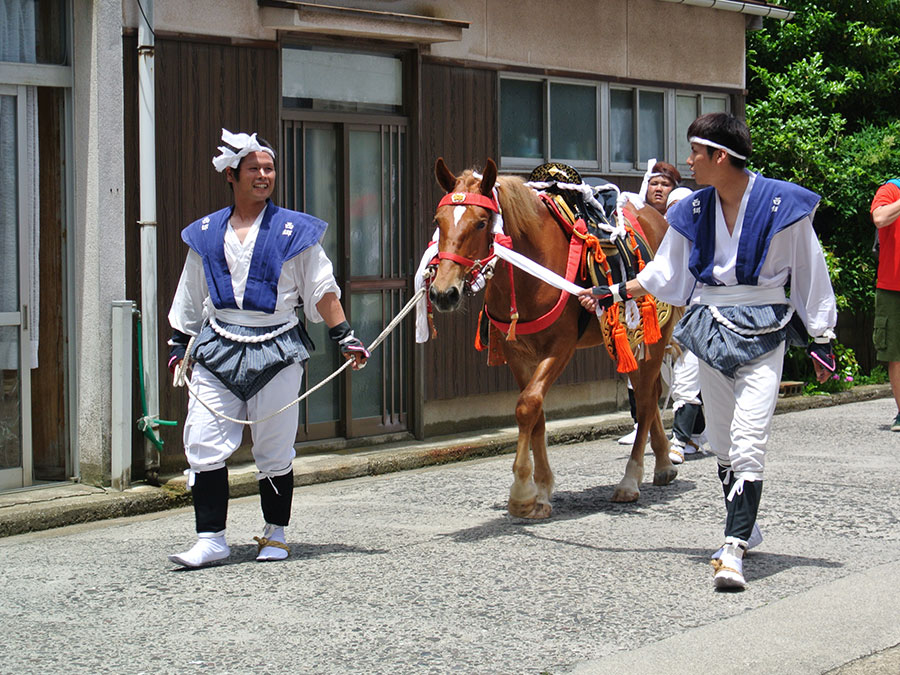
175, 287, 426, 426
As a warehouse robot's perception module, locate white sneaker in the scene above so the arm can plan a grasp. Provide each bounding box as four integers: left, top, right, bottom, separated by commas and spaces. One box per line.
668, 437, 685, 464
254, 523, 290, 562
168, 531, 230, 568
711, 540, 747, 590
617, 424, 638, 445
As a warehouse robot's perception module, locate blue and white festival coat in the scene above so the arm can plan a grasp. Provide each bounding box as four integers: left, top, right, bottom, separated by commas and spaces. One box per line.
168, 200, 340, 400
637, 172, 837, 377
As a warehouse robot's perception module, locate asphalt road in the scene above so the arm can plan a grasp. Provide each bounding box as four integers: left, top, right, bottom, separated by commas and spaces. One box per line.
1, 398, 898, 674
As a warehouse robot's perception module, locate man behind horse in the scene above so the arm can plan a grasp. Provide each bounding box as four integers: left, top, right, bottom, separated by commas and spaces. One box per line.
579, 113, 837, 590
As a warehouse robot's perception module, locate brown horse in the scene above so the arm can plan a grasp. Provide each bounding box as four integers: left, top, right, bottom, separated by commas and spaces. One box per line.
428, 158, 677, 519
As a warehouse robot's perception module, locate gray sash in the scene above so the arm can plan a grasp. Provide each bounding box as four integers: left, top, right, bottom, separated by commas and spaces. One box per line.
673, 303, 806, 378
191, 321, 311, 401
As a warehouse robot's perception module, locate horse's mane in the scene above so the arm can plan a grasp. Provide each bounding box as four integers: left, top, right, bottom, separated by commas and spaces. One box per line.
459, 170, 541, 238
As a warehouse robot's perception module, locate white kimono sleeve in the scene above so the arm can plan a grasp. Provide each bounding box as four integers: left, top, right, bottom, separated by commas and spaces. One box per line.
168, 249, 209, 337
785, 217, 837, 339
636, 227, 697, 307
286, 243, 341, 323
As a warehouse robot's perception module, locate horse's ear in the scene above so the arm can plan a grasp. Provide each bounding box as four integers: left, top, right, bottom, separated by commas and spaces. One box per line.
435, 157, 457, 193
480, 159, 497, 196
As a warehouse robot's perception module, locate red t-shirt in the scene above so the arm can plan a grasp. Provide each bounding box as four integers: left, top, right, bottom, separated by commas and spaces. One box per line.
870, 182, 900, 290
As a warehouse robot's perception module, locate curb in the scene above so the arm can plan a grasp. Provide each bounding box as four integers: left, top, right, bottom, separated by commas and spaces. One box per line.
0, 383, 891, 538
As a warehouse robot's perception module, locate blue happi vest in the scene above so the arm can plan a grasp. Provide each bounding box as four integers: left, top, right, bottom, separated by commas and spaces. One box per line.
182, 200, 327, 313
666, 174, 820, 286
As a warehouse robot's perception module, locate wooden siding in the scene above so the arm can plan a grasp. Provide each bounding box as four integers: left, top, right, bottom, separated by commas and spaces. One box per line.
124, 35, 279, 469
32, 87, 67, 480
418, 59, 617, 402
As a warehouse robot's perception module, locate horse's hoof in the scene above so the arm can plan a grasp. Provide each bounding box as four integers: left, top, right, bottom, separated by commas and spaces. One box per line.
524, 502, 552, 519
653, 467, 678, 486
611, 487, 640, 503
508, 497, 537, 518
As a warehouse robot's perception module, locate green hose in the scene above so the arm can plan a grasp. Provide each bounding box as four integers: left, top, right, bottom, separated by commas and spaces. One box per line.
135, 315, 177, 452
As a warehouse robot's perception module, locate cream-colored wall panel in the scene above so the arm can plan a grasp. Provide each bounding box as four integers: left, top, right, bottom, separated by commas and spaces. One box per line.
123, 0, 277, 41
431, 0, 630, 75
626, 1, 746, 87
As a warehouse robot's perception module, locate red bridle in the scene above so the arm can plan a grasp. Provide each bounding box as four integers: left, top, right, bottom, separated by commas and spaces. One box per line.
432, 191, 502, 274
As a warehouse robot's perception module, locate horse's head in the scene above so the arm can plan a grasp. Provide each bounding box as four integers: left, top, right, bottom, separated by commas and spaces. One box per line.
428, 157, 499, 312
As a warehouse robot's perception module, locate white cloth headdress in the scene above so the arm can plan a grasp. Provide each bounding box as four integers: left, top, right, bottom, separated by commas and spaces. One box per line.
212, 128, 275, 173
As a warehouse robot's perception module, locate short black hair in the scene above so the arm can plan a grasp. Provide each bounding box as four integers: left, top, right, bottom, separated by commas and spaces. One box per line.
686, 113, 751, 169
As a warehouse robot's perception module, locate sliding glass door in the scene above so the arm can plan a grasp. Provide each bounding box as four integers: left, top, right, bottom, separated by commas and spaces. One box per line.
282, 119, 409, 440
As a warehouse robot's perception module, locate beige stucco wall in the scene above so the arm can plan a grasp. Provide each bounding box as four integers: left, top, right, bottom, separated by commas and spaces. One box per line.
124, 0, 745, 90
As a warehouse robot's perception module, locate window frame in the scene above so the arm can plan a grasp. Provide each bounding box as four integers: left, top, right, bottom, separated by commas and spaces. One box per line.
673, 91, 731, 172
499, 74, 732, 177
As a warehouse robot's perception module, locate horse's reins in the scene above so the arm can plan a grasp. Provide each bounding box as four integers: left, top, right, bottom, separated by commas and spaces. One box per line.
174, 287, 426, 426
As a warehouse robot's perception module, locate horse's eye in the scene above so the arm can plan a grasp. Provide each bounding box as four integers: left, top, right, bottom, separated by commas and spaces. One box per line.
475, 219, 488, 230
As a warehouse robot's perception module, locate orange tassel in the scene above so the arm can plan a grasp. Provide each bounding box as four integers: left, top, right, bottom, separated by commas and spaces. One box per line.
641, 295, 661, 344
428, 312, 438, 340
507, 312, 519, 342
475, 309, 486, 351
614, 322, 638, 373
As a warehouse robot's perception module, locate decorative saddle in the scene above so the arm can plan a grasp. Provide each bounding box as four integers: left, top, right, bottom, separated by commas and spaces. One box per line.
477, 162, 672, 373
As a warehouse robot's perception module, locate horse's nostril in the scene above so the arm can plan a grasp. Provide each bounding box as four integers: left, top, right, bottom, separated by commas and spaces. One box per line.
430, 286, 462, 311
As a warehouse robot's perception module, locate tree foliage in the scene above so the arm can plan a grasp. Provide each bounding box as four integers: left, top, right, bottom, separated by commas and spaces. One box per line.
746, 0, 900, 312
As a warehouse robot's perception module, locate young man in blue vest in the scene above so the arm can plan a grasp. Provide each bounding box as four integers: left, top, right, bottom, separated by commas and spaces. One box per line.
166, 129, 369, 568
579, 113, 837, 590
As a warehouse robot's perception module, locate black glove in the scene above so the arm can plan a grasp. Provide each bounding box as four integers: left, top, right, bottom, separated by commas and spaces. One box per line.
590, 282, 630, 310
168, 329, 191, 373
807, 340, 836, 372
328, 321, 370, 361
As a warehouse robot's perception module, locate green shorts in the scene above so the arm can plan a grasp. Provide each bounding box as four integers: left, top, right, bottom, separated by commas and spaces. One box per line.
874, 288, 900, 362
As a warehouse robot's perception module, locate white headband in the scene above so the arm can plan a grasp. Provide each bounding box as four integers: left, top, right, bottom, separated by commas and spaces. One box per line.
212, 128, 276, 173
689, 136, 748, 161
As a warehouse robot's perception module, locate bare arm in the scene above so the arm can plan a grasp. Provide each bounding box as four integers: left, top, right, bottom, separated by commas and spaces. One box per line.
873, 197, 900, 229
316, 291, 348, 328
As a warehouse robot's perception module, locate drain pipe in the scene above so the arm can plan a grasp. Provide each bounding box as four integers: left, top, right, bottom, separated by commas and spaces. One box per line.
657, 0, 795, 20
137, 0, 161, 484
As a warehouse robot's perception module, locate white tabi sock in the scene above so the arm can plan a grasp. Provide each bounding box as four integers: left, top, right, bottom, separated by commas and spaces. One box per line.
168, 531, 230, 568
254, 523, 290, 562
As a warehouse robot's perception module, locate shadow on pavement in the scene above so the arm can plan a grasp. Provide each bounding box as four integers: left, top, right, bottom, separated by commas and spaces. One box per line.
442, 479, 699, 544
